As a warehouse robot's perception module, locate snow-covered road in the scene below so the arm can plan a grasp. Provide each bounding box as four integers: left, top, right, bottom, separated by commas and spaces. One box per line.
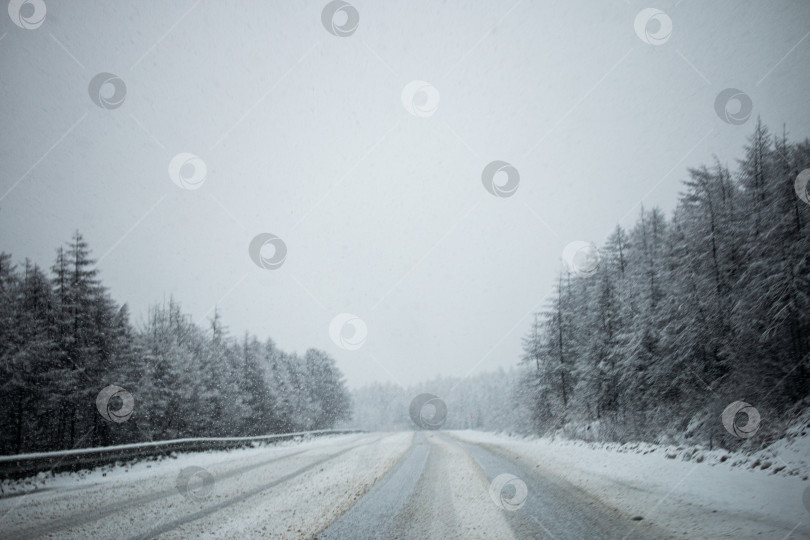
0, 431, 806, 539
318, 431, 658, 539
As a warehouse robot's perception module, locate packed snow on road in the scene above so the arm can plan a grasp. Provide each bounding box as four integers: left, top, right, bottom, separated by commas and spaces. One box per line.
2, 429, 807, 539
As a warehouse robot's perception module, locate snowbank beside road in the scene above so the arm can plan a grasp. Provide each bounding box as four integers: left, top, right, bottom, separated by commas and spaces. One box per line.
451, 430, 810, 539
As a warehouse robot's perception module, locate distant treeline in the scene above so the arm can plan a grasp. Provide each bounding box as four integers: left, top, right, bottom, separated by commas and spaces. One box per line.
0, 236, 351, 455
519, 121, 810, 448
347, 369, 528, 432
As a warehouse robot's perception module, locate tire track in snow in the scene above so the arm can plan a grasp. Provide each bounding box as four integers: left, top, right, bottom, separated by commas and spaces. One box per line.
446, 433, 661, 539
316, 432, 427, 538
320, 432, 662, 539
318, 432, 518, 539
127, 434, 384, 539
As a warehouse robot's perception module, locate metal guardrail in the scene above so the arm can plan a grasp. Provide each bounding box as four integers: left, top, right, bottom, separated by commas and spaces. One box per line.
0, 429, 363, 480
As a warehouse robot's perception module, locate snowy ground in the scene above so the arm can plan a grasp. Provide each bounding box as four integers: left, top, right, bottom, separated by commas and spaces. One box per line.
1, 430, 807, 538
451, 430, 810, 539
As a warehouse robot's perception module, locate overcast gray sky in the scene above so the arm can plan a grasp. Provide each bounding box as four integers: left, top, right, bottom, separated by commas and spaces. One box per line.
1, 0, 808, 388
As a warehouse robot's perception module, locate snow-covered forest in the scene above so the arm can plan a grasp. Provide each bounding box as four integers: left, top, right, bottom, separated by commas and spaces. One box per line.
519, 121, 810, 448
0, 237, 351, 455
3, 120, 808, 457
346, 121, 810, 451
